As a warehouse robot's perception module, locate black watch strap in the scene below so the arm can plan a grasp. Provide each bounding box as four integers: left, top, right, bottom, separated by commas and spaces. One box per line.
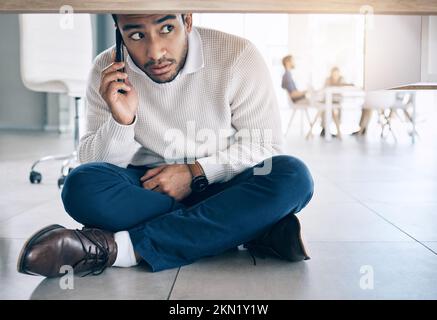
188, 161, 208, 192
188, 161, 205, 178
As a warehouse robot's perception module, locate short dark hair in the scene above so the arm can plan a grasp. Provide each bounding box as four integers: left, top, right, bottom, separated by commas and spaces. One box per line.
282, 55, 293, 68
111, 14, 185, 27
111, 14, 118, 25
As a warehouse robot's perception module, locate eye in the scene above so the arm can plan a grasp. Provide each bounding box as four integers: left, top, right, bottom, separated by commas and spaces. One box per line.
160, 25, 174, 34
129, 32, 144, 41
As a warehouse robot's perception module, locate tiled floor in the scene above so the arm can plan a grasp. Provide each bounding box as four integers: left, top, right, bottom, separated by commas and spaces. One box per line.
1, 113, 437, 299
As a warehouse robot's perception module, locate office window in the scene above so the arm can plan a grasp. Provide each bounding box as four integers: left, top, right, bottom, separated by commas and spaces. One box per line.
194, 13, 289, 106
288, 14, 365, 91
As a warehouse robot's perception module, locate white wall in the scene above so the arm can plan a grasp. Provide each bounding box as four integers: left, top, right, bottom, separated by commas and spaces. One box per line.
421, 16, 437, 82
364, 15, 422, 90
287, 14, 365, 91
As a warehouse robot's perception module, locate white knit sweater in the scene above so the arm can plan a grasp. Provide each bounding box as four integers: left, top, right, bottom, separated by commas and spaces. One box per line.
79, 27, 284, 184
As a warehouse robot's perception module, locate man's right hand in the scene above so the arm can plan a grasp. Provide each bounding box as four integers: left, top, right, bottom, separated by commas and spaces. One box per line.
99, 50, 139, 125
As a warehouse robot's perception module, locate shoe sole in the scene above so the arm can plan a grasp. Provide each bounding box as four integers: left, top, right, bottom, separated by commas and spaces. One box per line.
17, 224, 65, 275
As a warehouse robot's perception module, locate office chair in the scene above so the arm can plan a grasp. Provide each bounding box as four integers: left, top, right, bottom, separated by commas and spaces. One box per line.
19, 13, 93, 188
379, 92, 418, 141
363, 91, 397, 141
282, 90, 312, 138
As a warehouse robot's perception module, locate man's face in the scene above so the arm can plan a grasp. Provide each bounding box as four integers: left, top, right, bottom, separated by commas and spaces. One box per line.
285, 58, 294, 70
289, 58, 295, 69
116, 14, 192, 83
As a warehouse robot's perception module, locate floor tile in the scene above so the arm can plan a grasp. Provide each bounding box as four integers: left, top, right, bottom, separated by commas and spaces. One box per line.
363, 202, 437, 242
336, 180, 437, 204
0, 160, 65, 221
423, 242, 437, 254
0, 131, 74, 161
0, 199, 82, 239
171, 242, 437, 300
29, 265, 177, 300
299, 202, 411, 242
308, 174, 356, 204
0, 238, 177, 300
2, 117, 437, 300
0, 238, 45, 300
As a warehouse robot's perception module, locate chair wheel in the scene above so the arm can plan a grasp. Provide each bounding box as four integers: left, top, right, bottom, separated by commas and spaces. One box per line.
57, 176, 66, 189
29, 171, 42, 184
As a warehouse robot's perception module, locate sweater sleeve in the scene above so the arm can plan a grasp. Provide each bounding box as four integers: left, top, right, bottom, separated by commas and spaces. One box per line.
196, 43, 285, 184
78, 56, 139, 167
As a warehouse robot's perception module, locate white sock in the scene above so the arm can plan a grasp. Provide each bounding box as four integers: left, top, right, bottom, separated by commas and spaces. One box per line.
113, 231, 138, 268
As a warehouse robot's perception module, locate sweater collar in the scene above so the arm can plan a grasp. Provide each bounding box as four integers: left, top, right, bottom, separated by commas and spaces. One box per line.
126, 27, 204, 80
180, 27, 204, 75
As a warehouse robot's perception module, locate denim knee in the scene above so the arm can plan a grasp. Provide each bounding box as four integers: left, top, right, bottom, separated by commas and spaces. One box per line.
61, 162, 110, 224
269, 155, 314, 211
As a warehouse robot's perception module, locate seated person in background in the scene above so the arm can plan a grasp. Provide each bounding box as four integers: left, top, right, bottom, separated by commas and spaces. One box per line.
324, 67, 351, 98
320, 66, 351, 137
281, 55, 307, 103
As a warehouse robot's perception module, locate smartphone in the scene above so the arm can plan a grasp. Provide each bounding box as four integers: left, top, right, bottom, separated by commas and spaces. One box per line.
115, 28, 126, 94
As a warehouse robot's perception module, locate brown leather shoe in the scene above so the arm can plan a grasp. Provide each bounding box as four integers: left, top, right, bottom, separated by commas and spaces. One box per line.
17, 224, 117, 278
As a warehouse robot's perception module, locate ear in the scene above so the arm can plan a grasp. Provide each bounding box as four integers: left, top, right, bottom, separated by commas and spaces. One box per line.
183, 13, 193, 33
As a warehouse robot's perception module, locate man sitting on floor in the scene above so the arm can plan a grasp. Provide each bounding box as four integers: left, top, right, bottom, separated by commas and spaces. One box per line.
18, 13, 314, 277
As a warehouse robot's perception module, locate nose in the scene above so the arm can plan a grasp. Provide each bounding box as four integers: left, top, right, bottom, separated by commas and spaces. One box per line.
146, 38, 167, 63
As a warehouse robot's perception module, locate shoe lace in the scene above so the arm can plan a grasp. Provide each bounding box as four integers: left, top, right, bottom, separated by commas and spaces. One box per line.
245, 244, 260, 266
72, 229, 110, 277
244, 243, 283, 266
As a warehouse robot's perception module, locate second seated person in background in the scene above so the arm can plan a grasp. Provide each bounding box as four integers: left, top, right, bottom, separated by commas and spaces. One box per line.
320, 66, 352, 138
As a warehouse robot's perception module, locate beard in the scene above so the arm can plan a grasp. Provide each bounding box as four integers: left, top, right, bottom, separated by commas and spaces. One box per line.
143, 39, 189, 84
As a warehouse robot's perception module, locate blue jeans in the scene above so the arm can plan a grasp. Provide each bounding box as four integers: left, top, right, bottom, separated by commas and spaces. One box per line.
61, 155, 314, 271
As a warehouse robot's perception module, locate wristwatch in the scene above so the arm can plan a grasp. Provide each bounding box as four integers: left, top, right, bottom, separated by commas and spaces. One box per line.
188, 161, 209, 193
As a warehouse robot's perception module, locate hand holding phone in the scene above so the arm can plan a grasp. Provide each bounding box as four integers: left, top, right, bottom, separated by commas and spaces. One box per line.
99, 29, 139, 125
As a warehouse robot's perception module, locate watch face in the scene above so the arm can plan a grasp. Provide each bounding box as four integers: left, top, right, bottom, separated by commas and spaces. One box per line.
192, 176, 208, 192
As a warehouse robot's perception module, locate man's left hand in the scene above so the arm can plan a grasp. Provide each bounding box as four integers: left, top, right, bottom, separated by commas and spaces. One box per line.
140, 164, 192, 201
